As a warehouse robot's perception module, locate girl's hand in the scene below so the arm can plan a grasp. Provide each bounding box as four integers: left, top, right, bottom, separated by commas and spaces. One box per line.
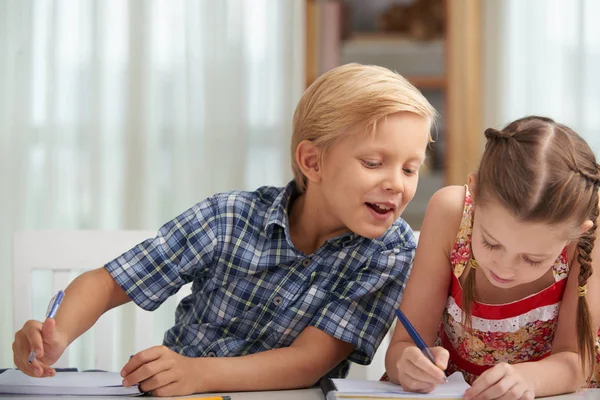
465, 363, 535, 400
395, 346, 449, 393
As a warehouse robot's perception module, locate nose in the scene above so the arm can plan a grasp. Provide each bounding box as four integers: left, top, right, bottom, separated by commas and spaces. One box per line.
493, 254, 518, 275
384, 168, 405, 193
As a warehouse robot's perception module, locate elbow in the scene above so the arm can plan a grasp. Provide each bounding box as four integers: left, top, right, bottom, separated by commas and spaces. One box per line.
295, 363, 329, 388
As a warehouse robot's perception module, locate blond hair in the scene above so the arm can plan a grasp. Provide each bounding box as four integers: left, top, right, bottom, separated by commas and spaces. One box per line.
291, 63, 437, 193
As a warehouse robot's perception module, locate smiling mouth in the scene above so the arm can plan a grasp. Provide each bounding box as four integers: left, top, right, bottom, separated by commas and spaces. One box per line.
490, 271, 515, 284
366, 203, 395, 214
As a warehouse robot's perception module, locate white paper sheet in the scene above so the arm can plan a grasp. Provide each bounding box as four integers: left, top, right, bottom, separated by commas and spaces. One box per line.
330, 372, 469, 399
0, 370, 141, 396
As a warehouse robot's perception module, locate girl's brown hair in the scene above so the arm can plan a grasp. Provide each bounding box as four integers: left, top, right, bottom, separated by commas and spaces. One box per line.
462, 116, 600, 380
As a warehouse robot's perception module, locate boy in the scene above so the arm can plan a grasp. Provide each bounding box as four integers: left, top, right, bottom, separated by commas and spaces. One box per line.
13, 63, 436, 396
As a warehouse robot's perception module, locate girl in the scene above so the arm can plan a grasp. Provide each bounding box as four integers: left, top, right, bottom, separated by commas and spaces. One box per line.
385, 116, 600, 400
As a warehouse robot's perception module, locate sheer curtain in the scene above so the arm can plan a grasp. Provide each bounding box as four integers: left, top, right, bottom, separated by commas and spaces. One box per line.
483, 0, 600, 153
0, 0, 304, 368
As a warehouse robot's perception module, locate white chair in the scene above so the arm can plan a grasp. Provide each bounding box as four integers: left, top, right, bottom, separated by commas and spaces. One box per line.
12, 230, 189, 372
347, 230, 420, 380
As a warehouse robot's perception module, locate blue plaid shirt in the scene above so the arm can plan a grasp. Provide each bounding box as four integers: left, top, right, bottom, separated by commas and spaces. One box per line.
105, 181, 415, 378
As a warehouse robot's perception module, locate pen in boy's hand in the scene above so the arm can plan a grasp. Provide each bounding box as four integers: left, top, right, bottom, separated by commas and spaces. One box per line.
395, 309, 448, 383
28, 290, 65, 364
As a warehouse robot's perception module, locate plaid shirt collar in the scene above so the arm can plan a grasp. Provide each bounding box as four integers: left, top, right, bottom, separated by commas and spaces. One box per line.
264, 180, 361, 247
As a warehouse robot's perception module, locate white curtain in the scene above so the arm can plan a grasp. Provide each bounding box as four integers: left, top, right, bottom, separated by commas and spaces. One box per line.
483, 0, 600, 154
0, 0, 304, 369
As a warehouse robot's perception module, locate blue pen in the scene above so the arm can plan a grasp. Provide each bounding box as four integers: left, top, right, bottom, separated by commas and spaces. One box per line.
395, 308, 448, 382
28, 290, 65, 364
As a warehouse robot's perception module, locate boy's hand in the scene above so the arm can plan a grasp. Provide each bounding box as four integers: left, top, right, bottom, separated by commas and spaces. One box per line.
121, 345, 205, 397
12, 318, 67, 378
464, 363, 534, 400
395, 345, 448, 393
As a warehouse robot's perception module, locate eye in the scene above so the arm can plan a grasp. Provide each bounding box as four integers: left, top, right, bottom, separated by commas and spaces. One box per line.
361, 159, 381, 169
482, 238, 499, 250
403, 168, 417, 176
523, 256, 543, 267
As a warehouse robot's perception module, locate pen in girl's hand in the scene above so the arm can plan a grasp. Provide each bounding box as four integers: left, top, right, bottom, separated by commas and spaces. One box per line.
395, 308, 448, 383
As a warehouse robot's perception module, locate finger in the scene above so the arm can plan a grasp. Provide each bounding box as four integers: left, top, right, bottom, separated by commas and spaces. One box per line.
13, 338, 44, 377
518, 389, 534, 400
123, 357, 172, 387
40, 318, 57, 350
30, 358, 55, 376
139, 370, 177, 394
465, 365, 507, 400
23, 322, 44, 362
430, 347, 450, 370
410, 352, 446, 383
399, 373, 437, 393
473, 379, 519, 400
405, 358, 446, 384
121, 346, 165, 378
26, 318, 55, 363
41, 368, 57, 378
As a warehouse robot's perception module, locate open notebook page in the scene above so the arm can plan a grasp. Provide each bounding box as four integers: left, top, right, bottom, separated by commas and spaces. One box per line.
330, 371, 470, 399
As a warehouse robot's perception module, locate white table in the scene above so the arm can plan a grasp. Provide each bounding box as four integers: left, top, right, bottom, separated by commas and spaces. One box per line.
0, 388, 323, 400
3, 388, 600, 399
0, 389, 323, 399
1, 389, 599, 399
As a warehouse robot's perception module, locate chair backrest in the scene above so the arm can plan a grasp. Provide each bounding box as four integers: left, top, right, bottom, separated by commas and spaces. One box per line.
347, 230, 420, 380
12, 230, 186, 372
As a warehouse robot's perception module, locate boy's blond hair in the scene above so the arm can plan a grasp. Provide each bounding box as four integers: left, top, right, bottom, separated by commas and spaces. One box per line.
291, 63, 437, 193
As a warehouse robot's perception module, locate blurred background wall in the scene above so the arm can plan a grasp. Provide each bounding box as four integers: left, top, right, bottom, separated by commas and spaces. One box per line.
1, 0, 599, 370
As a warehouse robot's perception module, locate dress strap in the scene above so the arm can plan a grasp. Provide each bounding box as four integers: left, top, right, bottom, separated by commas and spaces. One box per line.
450, 185, 475, 279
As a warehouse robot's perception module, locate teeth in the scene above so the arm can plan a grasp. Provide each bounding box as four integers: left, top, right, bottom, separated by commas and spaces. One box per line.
375, 204, 391, 210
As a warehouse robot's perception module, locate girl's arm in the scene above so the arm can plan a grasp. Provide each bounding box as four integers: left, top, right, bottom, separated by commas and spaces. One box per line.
385, 186, 465, 383
516, 230, 600, 396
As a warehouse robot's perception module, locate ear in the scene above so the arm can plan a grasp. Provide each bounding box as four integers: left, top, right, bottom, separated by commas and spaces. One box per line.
467, 172, 477, 200
295, 140, 323, 186
579, 219, 594, 235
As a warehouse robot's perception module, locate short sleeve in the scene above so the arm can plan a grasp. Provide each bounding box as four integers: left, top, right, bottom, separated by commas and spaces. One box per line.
309, 244, 415, 365
105, 196, 220, 311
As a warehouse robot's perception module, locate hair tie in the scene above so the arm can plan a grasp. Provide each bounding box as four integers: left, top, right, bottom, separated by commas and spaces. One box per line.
484, 128, 510, 141
578, 285, 587, 297
574, 168, 600, 187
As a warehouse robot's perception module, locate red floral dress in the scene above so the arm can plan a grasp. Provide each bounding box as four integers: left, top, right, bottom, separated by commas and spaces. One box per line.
440, 186, 600, 386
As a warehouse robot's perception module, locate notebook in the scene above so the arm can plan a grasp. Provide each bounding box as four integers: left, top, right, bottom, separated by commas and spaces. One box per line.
321, 371, 470, 400
0, 370, 142, 396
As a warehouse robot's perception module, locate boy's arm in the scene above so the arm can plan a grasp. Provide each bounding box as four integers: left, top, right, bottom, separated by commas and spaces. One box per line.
123, 224, 414, 396
13, 267, 130, 376
200, 326, 355, 392
121, 326, 354, 396
56, 267, 131, 345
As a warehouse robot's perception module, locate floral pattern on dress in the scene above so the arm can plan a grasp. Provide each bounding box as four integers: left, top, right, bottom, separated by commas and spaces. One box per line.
444, 186, 600, 388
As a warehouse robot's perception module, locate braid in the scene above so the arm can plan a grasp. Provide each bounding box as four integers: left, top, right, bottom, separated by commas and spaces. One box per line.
575, 179, 599, 381
577, 168, 600, 187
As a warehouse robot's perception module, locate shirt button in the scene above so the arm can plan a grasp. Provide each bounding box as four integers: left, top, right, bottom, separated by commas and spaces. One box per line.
273, 296, 283, 306
207, 352, 217, 357
301, 258, 311, 267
